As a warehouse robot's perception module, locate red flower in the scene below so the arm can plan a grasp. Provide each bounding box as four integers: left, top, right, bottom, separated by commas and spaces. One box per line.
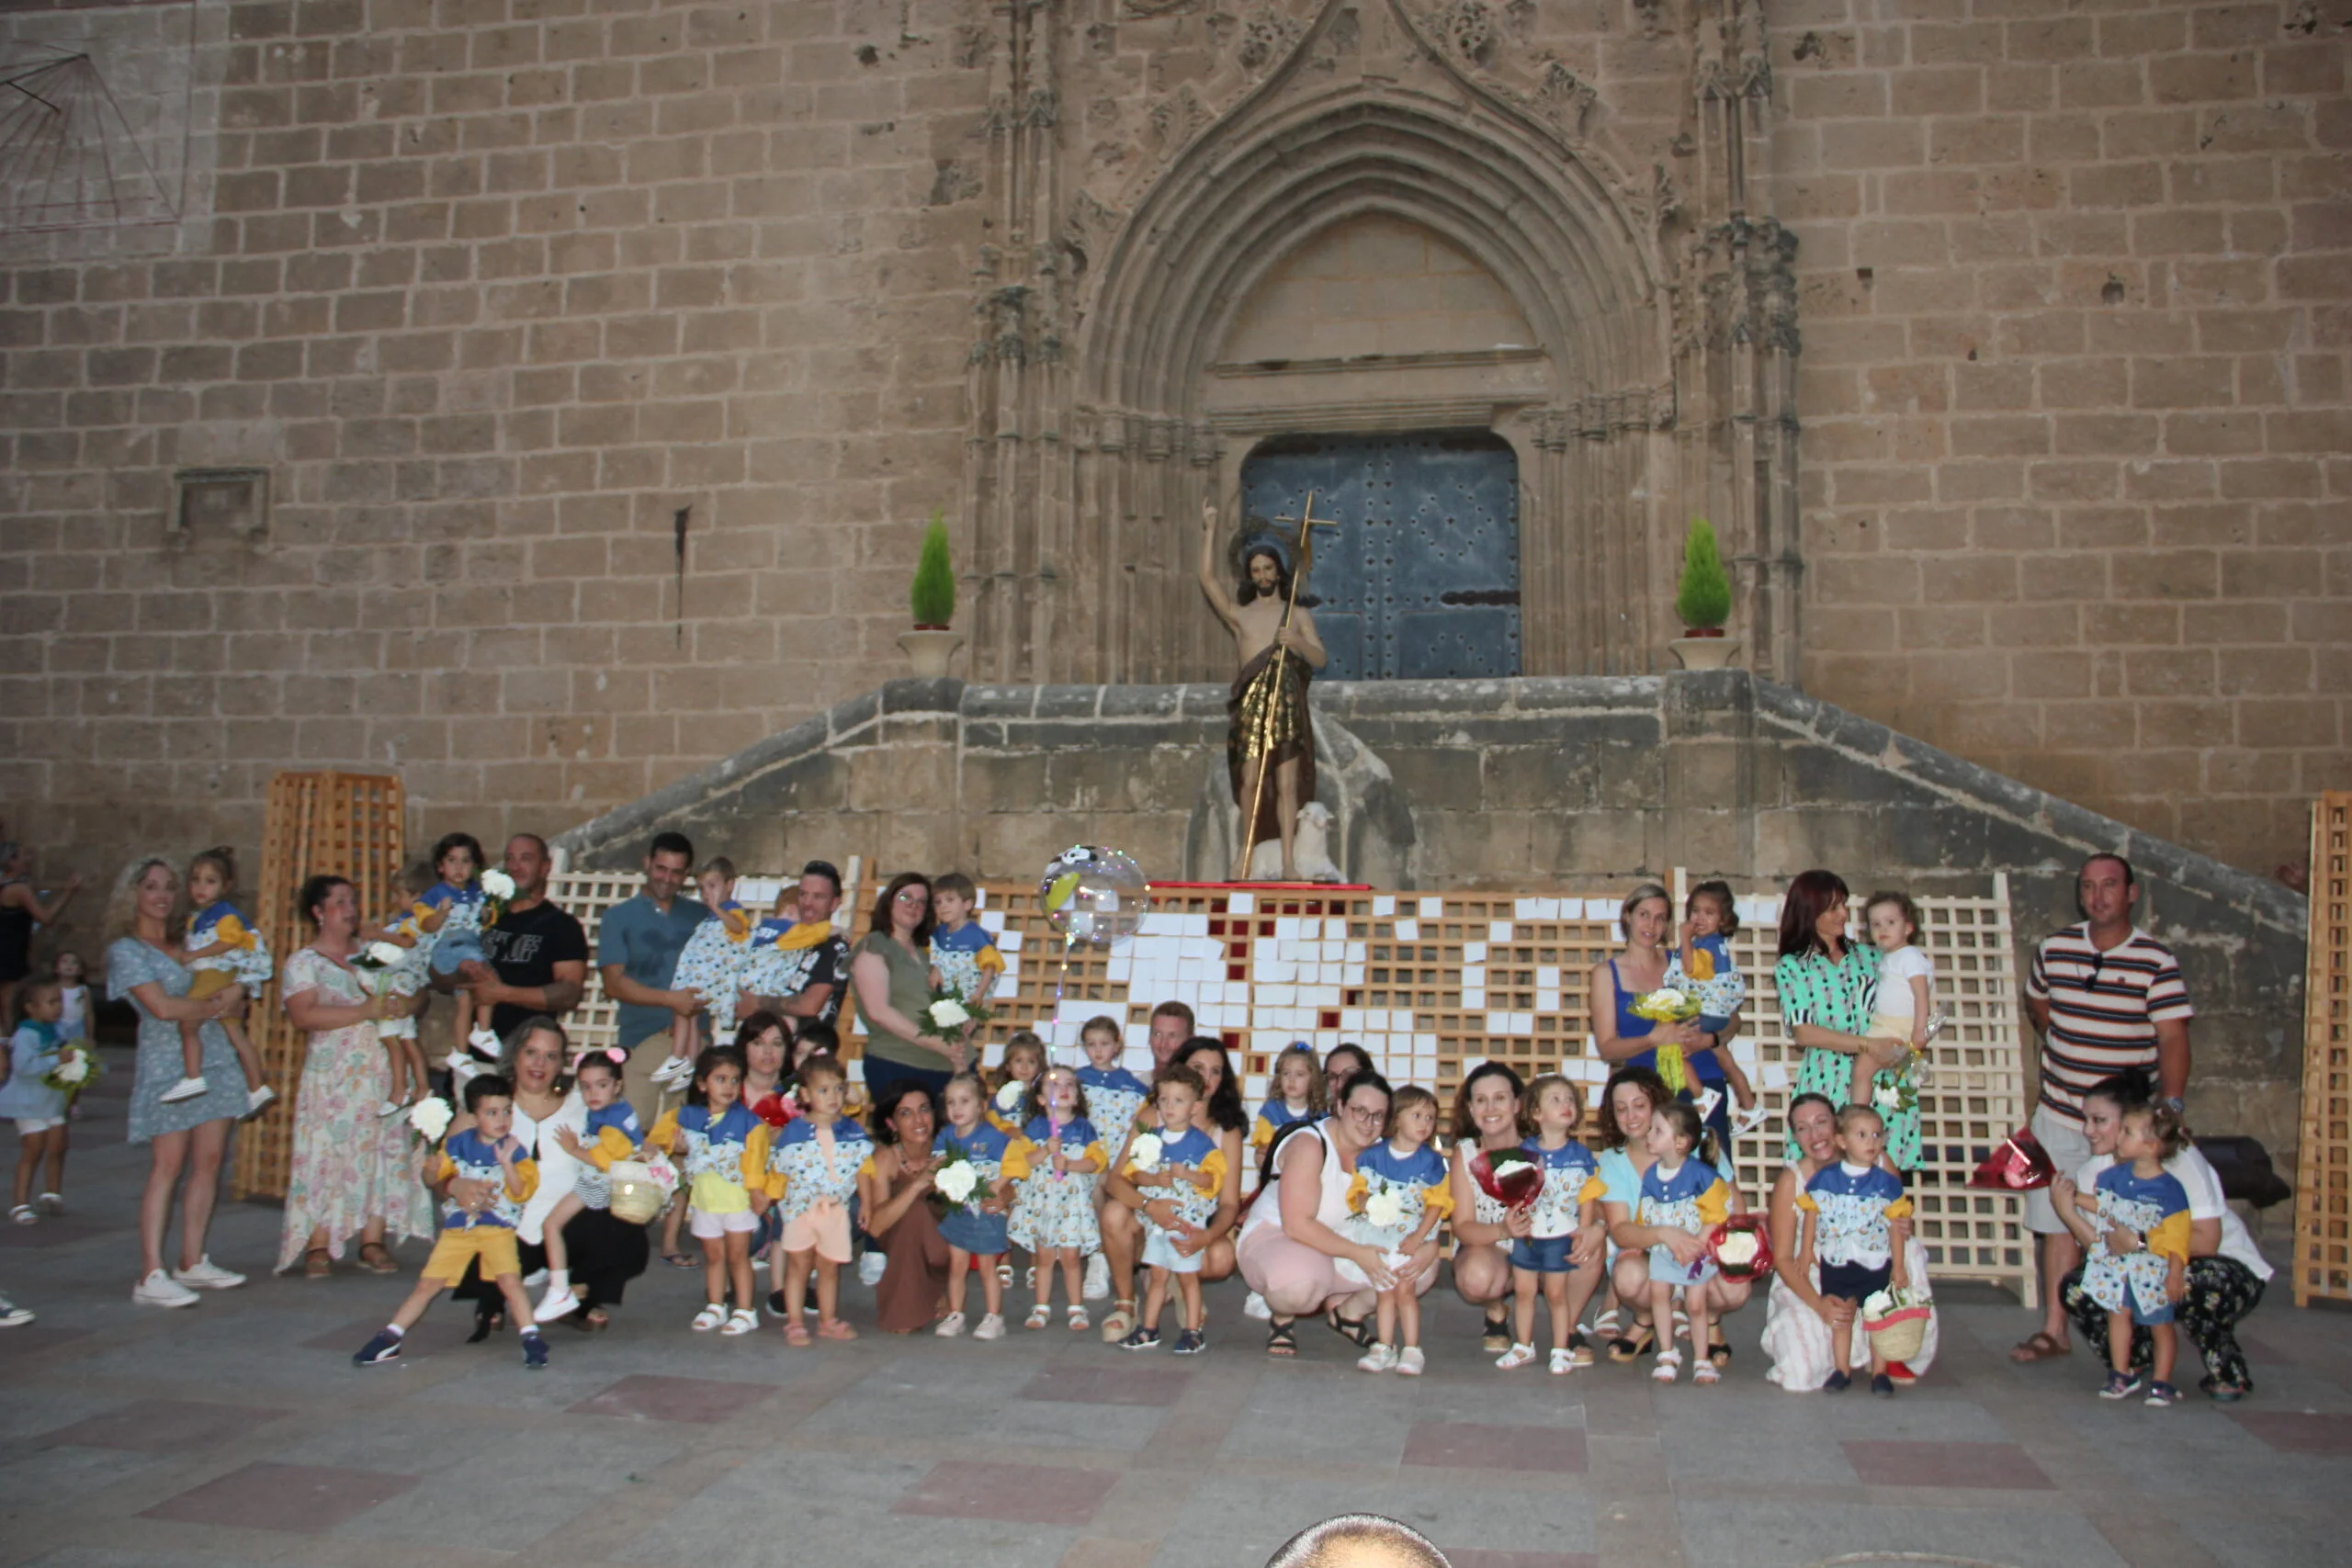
750, 1092, 798, 1129
1707, 1213, 1775, 1280
1470, 1149, 1544, 1210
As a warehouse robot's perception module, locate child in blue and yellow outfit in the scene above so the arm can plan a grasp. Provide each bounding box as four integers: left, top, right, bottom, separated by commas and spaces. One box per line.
650, 1044, 772, 1337
1796, 1104, 1914, 1394
668, 858, 760, 1066
2075, 1103, 2193, 1405
1253, 1043, 1326, 1153
1500, 1075, 1606, 1374
927, 873, 1004, 1010
1344, 1083, 1453, 1374
1638, 1101, 1733, 1384
533, 1049, 645, 1322
1115, 1065, 1224, 1354
932, 1070, 1030, 1340
163, 847, 273, 1114
763, 1054, 872, 1346
1077, 1015, 1149, 1145
1008, 1065, 1105, 1331
355, 1073, 547, 1370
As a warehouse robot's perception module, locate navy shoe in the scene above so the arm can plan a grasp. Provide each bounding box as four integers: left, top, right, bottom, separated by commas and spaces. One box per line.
1871, 1372, 1894, 1397
354, 1329, 402, 1367
1172, 1327, 1206, 1356
1119, 1325, 1162, 1351
522, 1332, 548, 1371
1822, 1370, 1850, 1393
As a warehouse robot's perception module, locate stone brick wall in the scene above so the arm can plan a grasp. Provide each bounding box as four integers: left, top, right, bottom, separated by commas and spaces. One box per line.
1775, 0, 2351, 878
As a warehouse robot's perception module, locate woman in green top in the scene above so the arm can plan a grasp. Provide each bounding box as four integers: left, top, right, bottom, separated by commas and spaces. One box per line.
1773, 869, 1916, 1167
849, 873, 956, 1107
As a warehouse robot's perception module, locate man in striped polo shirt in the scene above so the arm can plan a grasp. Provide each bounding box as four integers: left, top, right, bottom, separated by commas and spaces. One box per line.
2010, 853, 2193, 1364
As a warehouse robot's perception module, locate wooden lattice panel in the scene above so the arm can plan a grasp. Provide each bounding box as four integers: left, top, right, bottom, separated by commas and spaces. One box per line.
2296, 793, 2351, 1306
233, 771, 406, 1201
530, 868, 2030, 1299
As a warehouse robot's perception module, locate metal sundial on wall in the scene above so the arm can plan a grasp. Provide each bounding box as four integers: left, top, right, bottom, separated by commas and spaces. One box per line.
0, 46, 180, 231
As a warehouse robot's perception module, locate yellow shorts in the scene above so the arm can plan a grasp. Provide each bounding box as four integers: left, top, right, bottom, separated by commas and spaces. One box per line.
186, 969, 238, 1000
422, 1225, 523, 1283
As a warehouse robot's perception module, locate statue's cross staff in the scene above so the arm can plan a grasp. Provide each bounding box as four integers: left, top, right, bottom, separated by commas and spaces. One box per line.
1235, 491, 1341, 882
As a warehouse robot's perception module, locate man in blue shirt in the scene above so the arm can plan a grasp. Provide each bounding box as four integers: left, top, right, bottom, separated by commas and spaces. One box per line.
595, 831, 708, 1124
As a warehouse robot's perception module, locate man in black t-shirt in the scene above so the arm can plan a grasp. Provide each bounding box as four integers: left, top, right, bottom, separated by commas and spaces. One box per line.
440, 834, 588, 1041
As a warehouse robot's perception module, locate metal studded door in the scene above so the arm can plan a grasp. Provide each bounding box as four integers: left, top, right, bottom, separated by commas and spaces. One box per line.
1239, 431, 1520, 681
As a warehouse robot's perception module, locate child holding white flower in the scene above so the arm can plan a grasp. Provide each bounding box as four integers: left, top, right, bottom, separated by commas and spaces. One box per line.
1854, 891, 1933, 1170
1499, 1075, 1607, 1374
1796, 1103, 1912, 1395
1, 979, 72, 1224
762, 1054, 871, 1345
988, 1032, 1047, 1134
533, 1049, 645, 1321
1666, 880, 1758, 1157
162, 847, 273, 1114
932, 1070, 1027, 1340
1115, 1065, 1223, 1354
1009, 1064, 1105, 1331
926, 873, 1003, 1013
406, 833, 493, 1064
1345, 1084, 1451, 1374
668, 858, 759, 1067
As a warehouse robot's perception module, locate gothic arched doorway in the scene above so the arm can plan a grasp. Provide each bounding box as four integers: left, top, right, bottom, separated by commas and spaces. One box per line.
1240, 430, 1521, 681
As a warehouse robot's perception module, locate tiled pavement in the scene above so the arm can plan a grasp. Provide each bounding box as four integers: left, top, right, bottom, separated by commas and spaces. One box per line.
2, 1074, 2344, 1567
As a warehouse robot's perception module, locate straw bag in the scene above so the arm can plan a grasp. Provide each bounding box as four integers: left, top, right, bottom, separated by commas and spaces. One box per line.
607, 1160, 664, 1225
1864, 1299, 1931, 1362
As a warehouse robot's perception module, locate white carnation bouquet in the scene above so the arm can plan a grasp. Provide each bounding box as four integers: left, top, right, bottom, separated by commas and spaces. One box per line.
40, 1039, 105, 1101
930, 1145, 986, 1214
917, 984, 989, 1044
351, 940, 413, 1043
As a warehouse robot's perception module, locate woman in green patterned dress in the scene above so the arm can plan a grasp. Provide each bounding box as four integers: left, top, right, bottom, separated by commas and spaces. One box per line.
1772, 870, 1917, 1168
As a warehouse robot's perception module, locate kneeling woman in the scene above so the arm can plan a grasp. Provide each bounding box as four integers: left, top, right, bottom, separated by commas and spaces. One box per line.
1236, 1069, 1436, 1356
1599, 1066, 1753, 1370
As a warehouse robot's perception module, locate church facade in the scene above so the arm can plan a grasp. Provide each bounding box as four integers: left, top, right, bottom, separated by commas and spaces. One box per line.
1, 0, 2344, 884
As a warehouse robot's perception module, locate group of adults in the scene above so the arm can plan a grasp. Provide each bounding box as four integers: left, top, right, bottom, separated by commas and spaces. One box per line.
97, 832, 2268, 1398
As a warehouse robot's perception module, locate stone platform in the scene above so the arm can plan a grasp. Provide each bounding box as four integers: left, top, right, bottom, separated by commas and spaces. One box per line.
1, 1069, 2338, 1568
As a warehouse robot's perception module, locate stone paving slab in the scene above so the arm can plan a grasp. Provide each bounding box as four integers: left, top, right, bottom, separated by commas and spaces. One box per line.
0, 1123, 2340, 1567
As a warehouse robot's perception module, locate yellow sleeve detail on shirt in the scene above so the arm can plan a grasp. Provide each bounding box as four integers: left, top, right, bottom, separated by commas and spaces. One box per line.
2144, 1211, 2192, 1264
1695, 1179, 1731, 1227
1196, 1147, 1228, 1195
432, 1151, 457, 1185
586, 1126, 636, 1170
1001, 1137, 1034, 1183
1423, 1180, 1457, 1218
1252, 1113, 1276, 1150
1687, 949, 1716, 981
857, 1153, 879, 1182
1578, 1174, 1607, 1206
648, 1110, 681, 1151
508, 1158, 539, 1204
1885, 1195, 1915, 1222
1344, 1170, 1369, 1213
977, 946, 1005, 975
212, 911, 256, 950
1795, 1191, 1819, 1214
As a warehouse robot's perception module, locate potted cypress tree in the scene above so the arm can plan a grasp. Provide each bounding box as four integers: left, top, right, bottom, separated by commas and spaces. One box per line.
1669, 517, 1741, 670
899, 512, 963, 677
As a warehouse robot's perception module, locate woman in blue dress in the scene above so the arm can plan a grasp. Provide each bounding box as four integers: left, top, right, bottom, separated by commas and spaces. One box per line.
107, 855, 252, 1309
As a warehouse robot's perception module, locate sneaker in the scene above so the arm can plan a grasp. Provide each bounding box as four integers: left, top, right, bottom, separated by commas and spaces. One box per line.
354, 1328, 403, 1366
522, 1332, 549, 1370
1871, 1372, 1894, 1397
171, 1257, 246, 1292
0, 1293, 31, 1328
858, 1253, 888, 1288
972, 1312, 1006, 1341
2144, 1381, 2181, 1407
1118, 1325, 1162, 1351
2099, 1371, 2144, 1400
1172, 1327, 1206, 1355
1357, 1342, 1398, 1373
1243, 1291, 1273, 1321
535, 1283, 579, 1321
133, 1269, 200, 1308
245, 1085, 277, 1115
1822, 1370, 1851, 1393
522, 1269, 549, 1290
159, 1075, 209, 1105
1396, 1347, 1426, 1376
1082, 1252, 1110, 1300
935, 1311, 968, 1338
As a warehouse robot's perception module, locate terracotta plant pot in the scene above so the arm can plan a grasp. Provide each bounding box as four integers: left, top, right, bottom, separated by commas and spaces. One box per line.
898, 627, 963, 677
1669, 631, 1741, 670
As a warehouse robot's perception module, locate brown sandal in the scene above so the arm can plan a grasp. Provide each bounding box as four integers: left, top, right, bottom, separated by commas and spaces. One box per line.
303, 1247, 332, 1280
356, 1242, 398, 1275
2009, 1330, 2071, 1363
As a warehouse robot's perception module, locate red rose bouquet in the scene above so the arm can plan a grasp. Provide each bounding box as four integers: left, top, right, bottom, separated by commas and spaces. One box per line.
1706, 1212, 1774, 1281
1470, 1147, 1543, 1210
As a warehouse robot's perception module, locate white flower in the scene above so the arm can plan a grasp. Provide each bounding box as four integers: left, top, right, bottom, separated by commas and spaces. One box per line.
1861, 1288, 1894, 1317
994, 1080, 1026, 1113
1716, 1230, 1759, 1267
53, 1054, 88, 1085
367, 941, 407, 967
1872, 1082, 1901, 1111
1127, 1133, 1163, 1171
480, 869, 516, 899
929, 998, 970, 1029
934, 1161, 978, 1204
1363, 1188, 1405, 1229
408, 1098, 453, 1142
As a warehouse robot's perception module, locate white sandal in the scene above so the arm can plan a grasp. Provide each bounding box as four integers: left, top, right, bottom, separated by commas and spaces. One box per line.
691, 1303, 727, 1331
1653, 1348, 1682, 1383
1495, 1341, 1538, 1370
1066, 1304, 1090, 1332
1023, 1303, 1051, 1330
720, 1308, 758, 1336
1592, 1307, 1621, 1339
1692, 1359, 1721, 1385
6, 1205, 33, 1226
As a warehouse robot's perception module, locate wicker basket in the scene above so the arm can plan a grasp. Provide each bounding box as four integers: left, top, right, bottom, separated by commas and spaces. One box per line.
1864, 1302, 1931, 1362
607, 1161, 665, 1225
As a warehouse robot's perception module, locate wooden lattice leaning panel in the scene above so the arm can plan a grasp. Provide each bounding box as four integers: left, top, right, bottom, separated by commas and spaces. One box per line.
233, 771, 406, 1201
2296, 793, 2351, 1306
535, 870, 2032, 1300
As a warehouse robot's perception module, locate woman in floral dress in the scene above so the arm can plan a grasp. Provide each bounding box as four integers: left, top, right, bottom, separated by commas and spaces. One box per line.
1773, 870, 1917, 1168
276, 874, 434, 1276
